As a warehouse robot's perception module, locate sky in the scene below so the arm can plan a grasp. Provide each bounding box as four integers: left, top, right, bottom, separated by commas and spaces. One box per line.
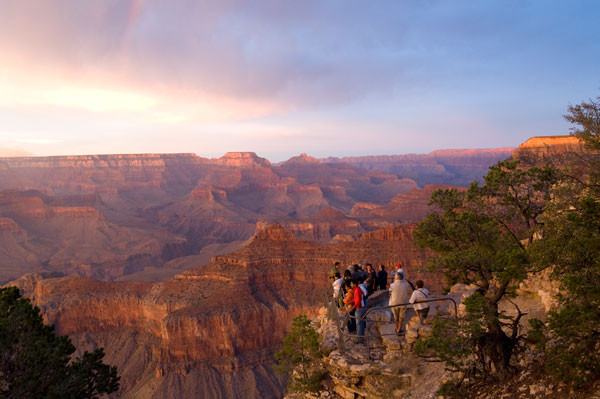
0, 1, 599, 161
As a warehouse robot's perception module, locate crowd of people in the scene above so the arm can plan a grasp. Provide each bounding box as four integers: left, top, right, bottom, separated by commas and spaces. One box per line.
329, 262, 430, 341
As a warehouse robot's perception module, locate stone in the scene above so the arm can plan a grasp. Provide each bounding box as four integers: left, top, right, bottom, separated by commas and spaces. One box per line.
529, 384, 545, 395
449, 283, 467, 293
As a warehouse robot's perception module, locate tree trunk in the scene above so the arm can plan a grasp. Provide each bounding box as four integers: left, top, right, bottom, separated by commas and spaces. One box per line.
485, 317, 515, 380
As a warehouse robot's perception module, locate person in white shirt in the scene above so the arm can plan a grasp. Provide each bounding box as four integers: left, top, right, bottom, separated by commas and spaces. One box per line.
409, 280, 430, 323
388, 272, 410, 335
332, 272, 343, 301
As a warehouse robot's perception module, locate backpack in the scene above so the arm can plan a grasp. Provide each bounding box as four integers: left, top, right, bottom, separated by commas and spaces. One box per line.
359, 284, 368, 308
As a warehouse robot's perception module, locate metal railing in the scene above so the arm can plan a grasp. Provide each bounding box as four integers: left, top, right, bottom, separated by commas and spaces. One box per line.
335, 296, 458, 360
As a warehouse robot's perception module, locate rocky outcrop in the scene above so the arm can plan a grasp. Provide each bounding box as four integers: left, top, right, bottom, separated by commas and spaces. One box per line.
518, 268, 561, 312
515, 135, 584, 155
281, 153, 320, 165
350, 185, 459, 225
6, 223, 436, 398
285, 279, 555, 399
215, 152, 272, 167
512, 135, 587, 166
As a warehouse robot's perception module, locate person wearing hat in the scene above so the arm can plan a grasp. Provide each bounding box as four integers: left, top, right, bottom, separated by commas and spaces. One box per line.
391, 263, 408, 283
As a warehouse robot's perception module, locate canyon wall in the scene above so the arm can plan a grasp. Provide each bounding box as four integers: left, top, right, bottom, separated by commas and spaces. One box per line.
321, 147, 515, 186
3, 137, 586, 397
9, 223, 434, 399
512, 135, 586, 165
0, 148, 510, 282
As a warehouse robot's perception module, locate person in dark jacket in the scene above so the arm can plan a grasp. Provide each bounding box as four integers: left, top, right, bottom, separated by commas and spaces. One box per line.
366, 263, 377, 294
351, 264, 363, 281
377, 264, 388, 290
342, 270, 352, 295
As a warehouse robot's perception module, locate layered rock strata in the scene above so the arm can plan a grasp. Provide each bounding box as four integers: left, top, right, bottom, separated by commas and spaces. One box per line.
1, 147, 514, 282
8, 223, 435, 398
321, 148, 515, 187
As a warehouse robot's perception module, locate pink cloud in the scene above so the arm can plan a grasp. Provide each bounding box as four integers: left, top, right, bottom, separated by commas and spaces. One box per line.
0, 147, 34, 157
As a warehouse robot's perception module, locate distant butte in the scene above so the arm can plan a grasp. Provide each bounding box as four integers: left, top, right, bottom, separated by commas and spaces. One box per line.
215, 151, 271, 167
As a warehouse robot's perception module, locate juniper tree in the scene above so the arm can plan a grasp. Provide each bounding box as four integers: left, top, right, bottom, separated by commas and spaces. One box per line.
529, 95, 600, 387
413, 159, 557, 383
0, 287, 120, 399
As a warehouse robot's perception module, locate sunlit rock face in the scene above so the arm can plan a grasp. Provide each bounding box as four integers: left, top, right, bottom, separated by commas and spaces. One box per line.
512, 135, 586, 165
8, 223, 437, 399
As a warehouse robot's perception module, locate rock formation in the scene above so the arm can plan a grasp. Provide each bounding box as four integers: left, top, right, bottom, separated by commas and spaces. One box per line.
512, 135, 588, 170
7, 223, 437, 398
321, 148, 515, 187
2, 137, 594, 398
0, 148, 511, 282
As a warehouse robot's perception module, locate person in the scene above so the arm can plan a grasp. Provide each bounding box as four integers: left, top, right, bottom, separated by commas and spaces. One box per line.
348, 278, 366, 342
389, 271, 410, 335
344, 280, 357, 333
332, 272, 343, 301
409, 280, 430, 323
330, 261, 341, 279
358, 276, 369, 308
366, 264, 377, 294
393, 263, 408, 281
339, 271, 351, 307
377, 264, 388, 291
351, 264, 362, 281
342, 270, 352, 295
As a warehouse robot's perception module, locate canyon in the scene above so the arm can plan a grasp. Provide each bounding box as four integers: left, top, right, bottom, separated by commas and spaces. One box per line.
2, 139, 572, 398
0, 147, 512, 283
9, 223, 440, 398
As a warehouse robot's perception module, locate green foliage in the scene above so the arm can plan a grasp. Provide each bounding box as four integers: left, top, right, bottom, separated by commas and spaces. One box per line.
414, 317, 472, 375
415, 95, 600, 392
531, 197, 600, 386
436, 379, 463, 398
525, 96, 600, 388
274, 314, 323, 393
414, 159, 557, 382
565, 95, 600, 153
0, 286, 119, 398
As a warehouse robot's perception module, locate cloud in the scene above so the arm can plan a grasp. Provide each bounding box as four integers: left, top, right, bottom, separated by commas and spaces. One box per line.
0, 147, 34, 157
0, 1, 444, 113
2, 0, 598, 115
0, 0, 598, 158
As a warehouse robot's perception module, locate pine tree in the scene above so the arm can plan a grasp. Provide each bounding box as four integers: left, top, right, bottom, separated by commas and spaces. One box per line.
274, 314, 323, 393
0, 287, 120, 398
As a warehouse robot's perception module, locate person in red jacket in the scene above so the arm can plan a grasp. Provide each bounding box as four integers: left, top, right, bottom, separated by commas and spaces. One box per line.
347, 278, 366, 343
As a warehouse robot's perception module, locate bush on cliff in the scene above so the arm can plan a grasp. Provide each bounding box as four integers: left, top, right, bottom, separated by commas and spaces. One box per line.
274, 314, 323, 393
413, 159, 557, 383
529, 95, 600, 387
0, 286, 120, 399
